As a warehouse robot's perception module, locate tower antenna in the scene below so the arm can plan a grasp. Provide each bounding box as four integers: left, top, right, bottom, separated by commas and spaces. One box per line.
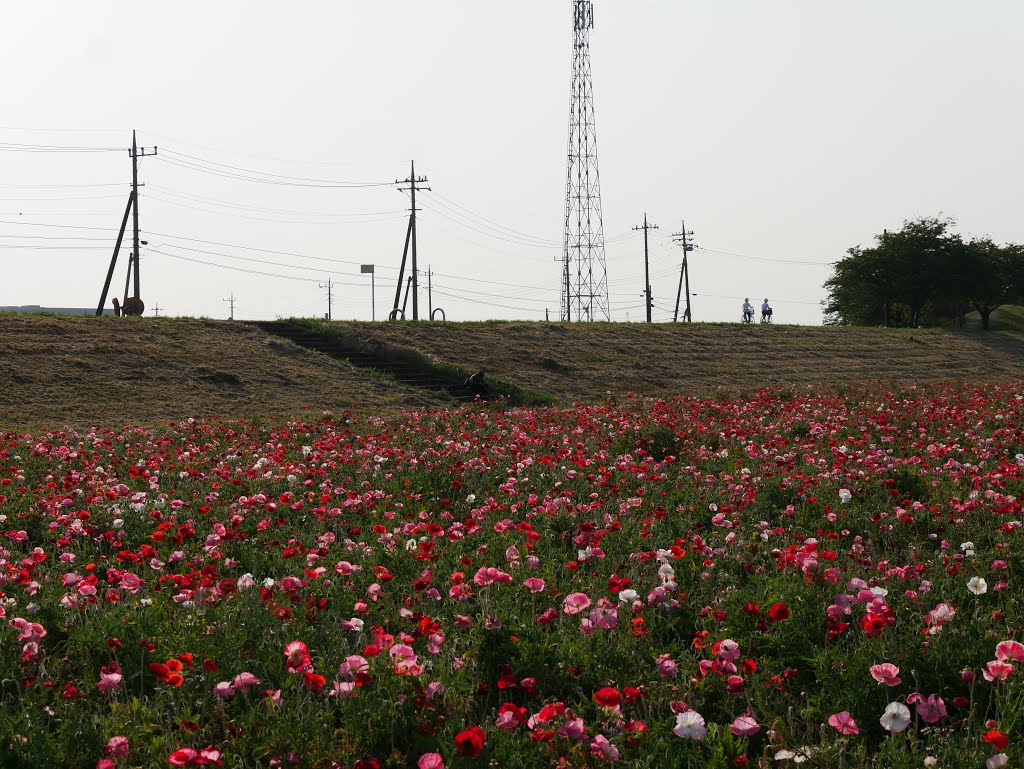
560, 0, 609, 322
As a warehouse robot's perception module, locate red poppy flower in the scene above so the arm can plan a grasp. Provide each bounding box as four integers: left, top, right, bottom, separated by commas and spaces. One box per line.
454, 725, 487, 758
983, 730, 1009, 750
168, 748, 197, 766
303, 671, 326, 691
768, 603, 790, 622
594, 687, 621, 708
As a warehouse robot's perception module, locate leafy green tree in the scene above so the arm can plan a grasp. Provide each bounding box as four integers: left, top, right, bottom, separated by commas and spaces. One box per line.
962, 240, 1024, 329
824, 217, 960, 327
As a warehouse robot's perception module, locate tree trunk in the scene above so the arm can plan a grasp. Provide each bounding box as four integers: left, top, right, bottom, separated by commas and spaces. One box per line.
980, 308, 992, 330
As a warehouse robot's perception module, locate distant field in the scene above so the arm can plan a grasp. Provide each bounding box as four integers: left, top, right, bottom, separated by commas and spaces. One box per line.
1, 313, 1024, 431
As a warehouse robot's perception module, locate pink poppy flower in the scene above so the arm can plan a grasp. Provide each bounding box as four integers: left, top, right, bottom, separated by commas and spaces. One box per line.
982, 660, 1014, 681
563, 592, 591, 615
827, 711, 859, 735
729, 713, 760, 737
418, 754, 445, 769
995, 640, 1024, 663
105, 736, 129, 757
97, 671, 122, 692
590, 734, 619, 761
523, 577, 546, 593
283, 640, 310, 672
329, 681, 357, 699
212, 681, 235, 698
915, 694, 946, 724
869, 663, 902, 686
557, 717, 587, 741
656, 653, 678, 679
473, 567, 512, 586
231, 672, 260, 694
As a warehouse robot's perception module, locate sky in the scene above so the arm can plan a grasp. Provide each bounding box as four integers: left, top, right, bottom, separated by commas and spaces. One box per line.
2, 1, 1022, 325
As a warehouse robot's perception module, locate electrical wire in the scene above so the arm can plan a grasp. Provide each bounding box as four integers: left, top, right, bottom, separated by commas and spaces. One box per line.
0, 183, 125, 189
148, 231, 399, 272
0, 193, 124, 202
146, 192, 408, 226
157, 150, 394, 188
150, 241, 376, 279
424, 191, 561, 247
147, 184, 405, 218
698, 246, 829, 267
429, 288, 548, 315
0, 234, 112, 241
417, 199, 562, 250
0, 142, 123, 153
0, 219, 118, 233
148, 247, 325, 284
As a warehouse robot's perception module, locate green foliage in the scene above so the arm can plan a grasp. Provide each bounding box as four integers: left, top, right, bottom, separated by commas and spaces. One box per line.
823, 217, 1024, 329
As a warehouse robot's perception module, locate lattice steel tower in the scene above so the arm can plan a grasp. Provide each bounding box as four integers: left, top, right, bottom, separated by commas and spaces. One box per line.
561, 0, 609, 322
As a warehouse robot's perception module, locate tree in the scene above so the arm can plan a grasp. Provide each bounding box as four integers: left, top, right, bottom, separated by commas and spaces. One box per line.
962, 240, 1024, 329
824, 217, 960, 327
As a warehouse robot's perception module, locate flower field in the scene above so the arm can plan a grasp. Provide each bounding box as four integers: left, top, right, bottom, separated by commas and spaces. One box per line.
1, 384, 1023, 768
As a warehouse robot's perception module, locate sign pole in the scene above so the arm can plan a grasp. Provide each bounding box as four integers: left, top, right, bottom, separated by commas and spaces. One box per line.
361, 264, 376, 321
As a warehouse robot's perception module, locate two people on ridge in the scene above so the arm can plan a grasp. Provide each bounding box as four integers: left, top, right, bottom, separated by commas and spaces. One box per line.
742, 298, 772, 323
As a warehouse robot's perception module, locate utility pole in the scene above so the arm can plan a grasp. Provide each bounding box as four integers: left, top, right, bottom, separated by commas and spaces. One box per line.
224, 293, 236, 321
633, 214, 658, 323
129, 130, 157, 308
97, 131, 155, 316
395, 161, 430, 320
152, 303, 161, 318
672, 221, 697, 322
319, 277, 333, 320
882, 228, 889, 327
428, 266, 433, 319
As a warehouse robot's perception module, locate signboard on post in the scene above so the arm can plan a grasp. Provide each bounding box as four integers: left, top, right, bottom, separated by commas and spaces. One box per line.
361, 265, 375, 321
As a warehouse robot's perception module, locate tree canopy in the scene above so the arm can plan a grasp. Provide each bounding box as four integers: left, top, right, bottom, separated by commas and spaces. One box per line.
824, 217, 1024, 329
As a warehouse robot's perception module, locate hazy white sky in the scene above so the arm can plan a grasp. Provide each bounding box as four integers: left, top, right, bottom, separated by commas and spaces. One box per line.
2, 1, 1021, 324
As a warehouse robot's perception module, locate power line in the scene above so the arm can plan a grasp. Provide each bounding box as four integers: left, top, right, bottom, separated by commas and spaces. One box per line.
149, 241, 370, 276
156, 150, 394, 189
0, 219, 119, 232
146, 192, 408, 226
149, 248, 323, 284
418, 199, 562, 250
0, 183, 124, 189
698, 246, 829, 267
425, 191, 560, 246
0, 126, 123, 133
0, 142, 123, 153
147, 183, 405, 218
0, 193, 123, 202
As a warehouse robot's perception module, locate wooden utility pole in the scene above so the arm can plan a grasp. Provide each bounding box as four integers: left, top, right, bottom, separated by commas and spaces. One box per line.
319, 277, 333, 320
633, 214, 658, 323
395, 162, 430, 320
129, 130, 157, 309
672, 221, 696, 322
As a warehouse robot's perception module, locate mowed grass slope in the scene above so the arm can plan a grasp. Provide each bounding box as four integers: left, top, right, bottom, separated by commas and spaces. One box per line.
320, 319, 1024, 401
3, 314, 1024, 431
0, 315, 446, 430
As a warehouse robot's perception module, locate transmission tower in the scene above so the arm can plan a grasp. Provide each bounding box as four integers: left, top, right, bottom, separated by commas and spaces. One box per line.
560, 0, 609, 322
